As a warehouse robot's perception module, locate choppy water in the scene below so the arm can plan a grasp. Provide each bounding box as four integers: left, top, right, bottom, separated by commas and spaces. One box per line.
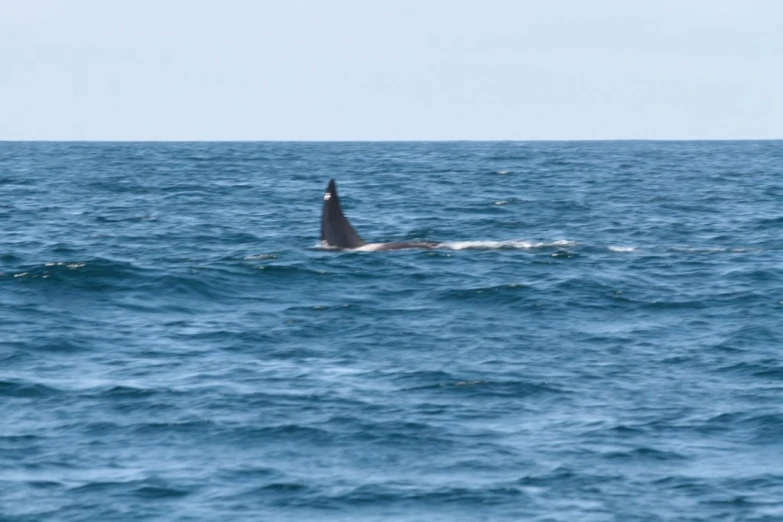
2, 141, 783, 521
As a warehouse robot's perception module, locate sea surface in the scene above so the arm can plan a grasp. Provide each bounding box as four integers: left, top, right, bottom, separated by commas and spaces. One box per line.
1, 141, 782, 521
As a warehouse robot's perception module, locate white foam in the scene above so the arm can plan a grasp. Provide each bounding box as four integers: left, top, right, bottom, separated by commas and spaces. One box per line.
314, 241, 341, 250
608, 246, 636, 253
321, 240, 576, 252
439, 239, 575, 251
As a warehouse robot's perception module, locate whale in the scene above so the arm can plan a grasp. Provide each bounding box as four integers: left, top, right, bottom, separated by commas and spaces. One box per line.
320, 179, 441, 251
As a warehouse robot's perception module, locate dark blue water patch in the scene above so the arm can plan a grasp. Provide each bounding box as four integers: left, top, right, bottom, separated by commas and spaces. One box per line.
2, 141, 783, 521
69, 477, 191, 499
0, 380, 60, 398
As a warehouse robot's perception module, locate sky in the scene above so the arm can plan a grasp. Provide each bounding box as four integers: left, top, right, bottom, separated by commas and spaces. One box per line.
1, 0, 782, 140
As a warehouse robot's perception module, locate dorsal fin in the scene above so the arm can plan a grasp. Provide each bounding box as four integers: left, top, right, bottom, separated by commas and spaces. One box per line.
320, 179, 366, 249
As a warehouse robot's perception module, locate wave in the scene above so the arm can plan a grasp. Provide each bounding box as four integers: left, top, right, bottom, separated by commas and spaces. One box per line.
2, 258, 142, 286
402, 379, 561, 398
0, 379, 60, 398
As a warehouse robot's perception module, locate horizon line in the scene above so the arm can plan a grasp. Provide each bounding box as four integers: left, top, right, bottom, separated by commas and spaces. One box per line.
1, 138, 782, 143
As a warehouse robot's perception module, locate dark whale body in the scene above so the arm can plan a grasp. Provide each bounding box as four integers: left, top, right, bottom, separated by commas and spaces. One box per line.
320, 179, 441, 251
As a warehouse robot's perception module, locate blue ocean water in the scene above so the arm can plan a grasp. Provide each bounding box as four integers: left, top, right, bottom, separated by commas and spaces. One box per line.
1, 141, 782, 521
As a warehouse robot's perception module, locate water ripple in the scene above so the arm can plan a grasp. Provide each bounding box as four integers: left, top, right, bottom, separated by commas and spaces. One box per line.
1, 141, 781, 521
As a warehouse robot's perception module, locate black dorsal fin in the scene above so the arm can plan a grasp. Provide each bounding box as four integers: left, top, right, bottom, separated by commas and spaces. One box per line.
320, 179, 366, 249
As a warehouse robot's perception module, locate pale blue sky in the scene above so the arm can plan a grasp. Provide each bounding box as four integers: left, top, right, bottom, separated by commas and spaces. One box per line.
2, 0, 781, 140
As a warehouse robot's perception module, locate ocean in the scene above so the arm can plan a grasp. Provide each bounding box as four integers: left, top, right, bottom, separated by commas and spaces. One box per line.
1, 141, 782, 521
